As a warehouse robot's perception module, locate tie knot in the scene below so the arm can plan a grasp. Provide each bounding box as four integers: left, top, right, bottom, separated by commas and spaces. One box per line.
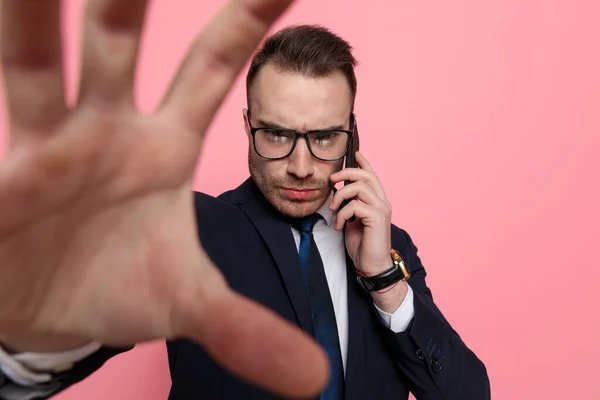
292, 213, 322, 233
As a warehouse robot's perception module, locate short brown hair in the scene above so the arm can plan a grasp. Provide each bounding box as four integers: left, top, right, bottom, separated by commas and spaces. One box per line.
246, 24, 358, 109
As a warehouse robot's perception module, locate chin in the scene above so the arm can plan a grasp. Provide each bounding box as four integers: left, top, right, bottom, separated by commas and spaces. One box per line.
272, 195, 324, 219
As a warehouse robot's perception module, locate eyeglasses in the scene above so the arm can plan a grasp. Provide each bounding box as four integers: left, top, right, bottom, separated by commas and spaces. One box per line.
247, 111, 355, 161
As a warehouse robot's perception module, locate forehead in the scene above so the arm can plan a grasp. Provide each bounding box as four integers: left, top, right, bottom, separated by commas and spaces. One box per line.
249, 63, 353, 130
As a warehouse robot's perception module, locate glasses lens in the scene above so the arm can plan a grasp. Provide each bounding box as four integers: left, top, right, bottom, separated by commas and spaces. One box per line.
308, 131, 350, 160
254, 129, 296, 158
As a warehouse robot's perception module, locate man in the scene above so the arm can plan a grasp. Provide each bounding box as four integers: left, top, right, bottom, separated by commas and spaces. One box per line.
0, 1, 489, 400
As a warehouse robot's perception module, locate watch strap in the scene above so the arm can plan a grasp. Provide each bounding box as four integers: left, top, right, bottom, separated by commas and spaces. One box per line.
356, 249, 410, 292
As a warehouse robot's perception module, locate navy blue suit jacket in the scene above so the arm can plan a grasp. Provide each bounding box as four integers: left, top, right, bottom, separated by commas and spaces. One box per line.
13, 178, 490, 400
169, 178, 489, 399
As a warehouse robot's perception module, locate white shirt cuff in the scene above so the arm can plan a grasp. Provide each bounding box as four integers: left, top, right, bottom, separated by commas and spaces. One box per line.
374, 284, 415, 333
0, 342, 101, 386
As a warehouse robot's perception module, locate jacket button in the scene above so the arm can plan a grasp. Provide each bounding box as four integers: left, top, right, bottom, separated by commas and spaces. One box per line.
430, 356, 443, 372
416, 349, 425, 360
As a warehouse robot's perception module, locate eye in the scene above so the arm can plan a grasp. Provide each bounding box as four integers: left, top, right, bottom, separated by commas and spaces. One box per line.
270, 129, 290, 136
312, 131, 343, 144
263, 129, 295, 142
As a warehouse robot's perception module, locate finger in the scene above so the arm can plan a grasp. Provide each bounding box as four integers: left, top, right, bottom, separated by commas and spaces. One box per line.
77, 0, 149, 106
0, 0, 66, 133
159, 0, 294, 134
180, 286, 329, 398
355, 151, 387, 198
331, 168, 387, 200
335, 199, 375, 231
330, 181, 383, 211
355, 151, 374, 172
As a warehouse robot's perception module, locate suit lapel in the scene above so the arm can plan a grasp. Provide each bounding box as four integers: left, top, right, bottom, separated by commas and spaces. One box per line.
226, 179, 314, 336
343, 249, 370, 399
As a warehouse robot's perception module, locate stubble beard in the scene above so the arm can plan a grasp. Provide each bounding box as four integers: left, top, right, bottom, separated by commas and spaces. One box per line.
248, 153, 334, 218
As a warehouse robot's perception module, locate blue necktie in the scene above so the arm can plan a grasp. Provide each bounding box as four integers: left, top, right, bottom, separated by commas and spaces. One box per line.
294, 214, 345, 400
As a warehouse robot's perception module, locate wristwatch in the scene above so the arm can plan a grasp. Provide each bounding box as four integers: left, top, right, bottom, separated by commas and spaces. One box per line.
356, 249, 410, 293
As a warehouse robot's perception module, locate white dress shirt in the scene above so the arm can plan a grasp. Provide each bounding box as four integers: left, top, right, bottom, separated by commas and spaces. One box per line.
0, 192, 415, 385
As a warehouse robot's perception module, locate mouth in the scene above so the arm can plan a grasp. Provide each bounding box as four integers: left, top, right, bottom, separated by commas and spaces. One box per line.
281, 187, 320, 200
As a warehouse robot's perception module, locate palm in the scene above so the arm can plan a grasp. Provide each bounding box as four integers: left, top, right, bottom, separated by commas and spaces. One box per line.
0, 111, 200, 338
0, 0, 327, 397
344, 220, 363, 262
345, 221, 385, 273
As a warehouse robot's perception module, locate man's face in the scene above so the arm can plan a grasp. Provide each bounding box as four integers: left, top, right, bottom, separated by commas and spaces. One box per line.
245, 63, 353, 218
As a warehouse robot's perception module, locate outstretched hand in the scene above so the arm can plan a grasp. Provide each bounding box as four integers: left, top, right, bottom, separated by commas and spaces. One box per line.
0, 0, 327, 397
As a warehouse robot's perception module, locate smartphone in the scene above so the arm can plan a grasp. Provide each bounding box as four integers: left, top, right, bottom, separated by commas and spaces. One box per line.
340, 117, 360, 221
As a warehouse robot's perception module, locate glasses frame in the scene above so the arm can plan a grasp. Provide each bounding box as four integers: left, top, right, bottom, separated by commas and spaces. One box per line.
247, 110, 356, 161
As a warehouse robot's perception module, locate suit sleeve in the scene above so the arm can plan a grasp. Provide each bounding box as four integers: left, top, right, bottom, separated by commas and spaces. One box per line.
381, 227, 491, 400
0, 346, 131, 400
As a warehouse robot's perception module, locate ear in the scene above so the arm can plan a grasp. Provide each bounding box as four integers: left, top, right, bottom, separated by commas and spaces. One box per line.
242, 108, 250, 137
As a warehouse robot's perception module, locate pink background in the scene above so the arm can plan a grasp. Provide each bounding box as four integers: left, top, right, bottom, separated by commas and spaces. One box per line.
1, 0, 599, 399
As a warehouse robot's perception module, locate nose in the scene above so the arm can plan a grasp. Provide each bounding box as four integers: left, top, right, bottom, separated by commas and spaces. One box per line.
286, 138, 315, 179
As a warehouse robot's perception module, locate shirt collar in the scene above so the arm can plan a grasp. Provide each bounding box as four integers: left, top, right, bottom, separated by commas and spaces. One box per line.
315, 190, 336, 228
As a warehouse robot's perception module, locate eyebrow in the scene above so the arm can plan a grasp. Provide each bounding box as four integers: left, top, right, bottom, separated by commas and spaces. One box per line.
256, 119, 346, 131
